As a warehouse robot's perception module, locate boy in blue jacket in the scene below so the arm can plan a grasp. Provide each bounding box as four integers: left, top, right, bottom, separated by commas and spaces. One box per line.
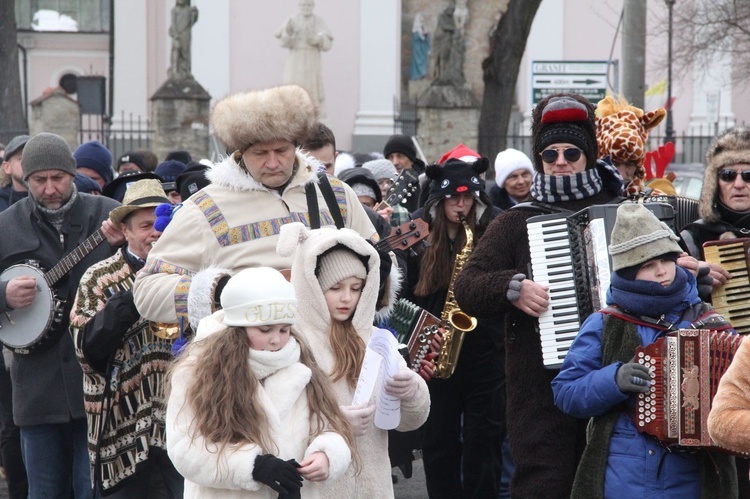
551, 203, 737, 498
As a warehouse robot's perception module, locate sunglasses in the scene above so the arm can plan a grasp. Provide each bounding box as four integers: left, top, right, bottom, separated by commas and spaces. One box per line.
540, 148, 583, 164
718, 169, 750, 183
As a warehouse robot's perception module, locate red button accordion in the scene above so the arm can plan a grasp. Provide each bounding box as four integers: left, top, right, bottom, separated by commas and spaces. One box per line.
633, 329, 743, 448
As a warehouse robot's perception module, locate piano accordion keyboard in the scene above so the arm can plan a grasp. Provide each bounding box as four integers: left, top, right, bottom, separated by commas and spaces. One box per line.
704, 240, 750, 334
528, 216, 580, 368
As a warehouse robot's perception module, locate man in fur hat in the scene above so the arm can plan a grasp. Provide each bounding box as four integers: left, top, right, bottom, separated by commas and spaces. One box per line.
133, 85, 385, 334
682, 127, 750, 258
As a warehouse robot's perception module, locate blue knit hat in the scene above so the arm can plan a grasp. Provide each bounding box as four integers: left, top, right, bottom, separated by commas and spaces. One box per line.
155, 160, 187, 192
74, 141, 114, 184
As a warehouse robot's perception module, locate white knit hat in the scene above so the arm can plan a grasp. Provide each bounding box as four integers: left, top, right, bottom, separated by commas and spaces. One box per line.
608, 204, 682, 271
494, 148, 534, 188
316, 248, 368, 292
221, 268, 297, 327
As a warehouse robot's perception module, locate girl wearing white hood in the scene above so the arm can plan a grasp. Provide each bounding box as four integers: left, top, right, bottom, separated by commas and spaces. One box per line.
277, 223, 431, 498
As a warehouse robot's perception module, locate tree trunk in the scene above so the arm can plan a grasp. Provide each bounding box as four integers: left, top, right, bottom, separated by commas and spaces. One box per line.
0, 0, 29, 144
478, 0, 542, 165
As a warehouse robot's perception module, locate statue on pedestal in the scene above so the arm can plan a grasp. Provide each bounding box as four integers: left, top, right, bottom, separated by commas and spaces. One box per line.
419, 0, 477, 108
276, 0, 333, 116
168, 0, 199, 80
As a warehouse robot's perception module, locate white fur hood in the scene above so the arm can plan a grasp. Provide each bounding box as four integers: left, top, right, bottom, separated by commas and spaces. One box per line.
277, 223, 380, 336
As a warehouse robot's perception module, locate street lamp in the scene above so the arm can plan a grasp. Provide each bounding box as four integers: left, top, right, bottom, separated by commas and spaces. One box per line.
664, 0, 676, 144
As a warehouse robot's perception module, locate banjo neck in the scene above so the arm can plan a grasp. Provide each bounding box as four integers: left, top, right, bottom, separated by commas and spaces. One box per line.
44, 227, 107, 287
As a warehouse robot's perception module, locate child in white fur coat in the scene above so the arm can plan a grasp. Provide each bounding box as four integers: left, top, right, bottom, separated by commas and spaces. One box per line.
166, 267, 354, 499
277, 223, 431, 498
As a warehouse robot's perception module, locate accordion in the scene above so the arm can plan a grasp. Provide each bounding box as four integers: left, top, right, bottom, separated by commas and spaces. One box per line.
388, 298, 440, 372
703, 238, 750, 335
632, 329, 743, 448
527, 202, 675, 368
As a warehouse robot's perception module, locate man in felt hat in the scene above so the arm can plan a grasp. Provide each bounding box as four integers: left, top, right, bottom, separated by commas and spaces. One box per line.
0, 132, 120, 498
133, 85, 387, 335
71, 179, 184, 498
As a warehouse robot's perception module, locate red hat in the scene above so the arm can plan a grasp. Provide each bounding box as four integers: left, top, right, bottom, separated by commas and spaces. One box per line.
438, 144, 481, 165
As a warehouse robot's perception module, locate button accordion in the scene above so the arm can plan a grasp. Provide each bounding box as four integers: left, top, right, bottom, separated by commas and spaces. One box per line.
388, 298, 440, 372
633, 329, 742, 448
527, 202, 675, 368
703, 238, 750, 334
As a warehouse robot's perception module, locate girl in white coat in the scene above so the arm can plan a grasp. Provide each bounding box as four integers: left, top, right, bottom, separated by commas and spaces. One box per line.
277, 223, 431, 498
166, 267, 354, 499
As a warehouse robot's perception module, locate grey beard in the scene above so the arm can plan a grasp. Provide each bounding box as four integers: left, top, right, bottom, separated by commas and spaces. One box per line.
36, 185, 78, 232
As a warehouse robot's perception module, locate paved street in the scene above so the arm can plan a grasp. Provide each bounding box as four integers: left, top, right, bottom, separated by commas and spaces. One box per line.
394, 458, 428, 498
0, 460, 426, 498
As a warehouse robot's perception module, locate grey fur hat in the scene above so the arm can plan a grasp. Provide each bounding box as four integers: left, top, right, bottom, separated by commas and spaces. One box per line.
608, 203, 682, 271
211, 85, 318, 153
699, 127, 750, 223
21, 133, 76, 180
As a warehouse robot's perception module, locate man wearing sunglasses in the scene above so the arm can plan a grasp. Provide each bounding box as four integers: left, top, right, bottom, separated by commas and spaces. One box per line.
681, 127, 750, 280
454, 93, 625, 499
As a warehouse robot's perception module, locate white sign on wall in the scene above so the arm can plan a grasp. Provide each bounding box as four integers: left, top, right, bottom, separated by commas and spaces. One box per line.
532, 61, 611, 104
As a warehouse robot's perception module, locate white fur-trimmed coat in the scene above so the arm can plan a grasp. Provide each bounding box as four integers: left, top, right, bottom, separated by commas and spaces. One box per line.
167, 312, 351, 499
133, 151, 378, 330
278, 224, 431, 498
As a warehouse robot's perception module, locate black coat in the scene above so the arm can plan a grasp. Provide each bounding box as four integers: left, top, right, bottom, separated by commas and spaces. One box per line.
0, 193, 119, 426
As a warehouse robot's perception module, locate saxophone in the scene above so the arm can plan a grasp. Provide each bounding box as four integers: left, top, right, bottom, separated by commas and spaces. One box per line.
433, 214, 478, 379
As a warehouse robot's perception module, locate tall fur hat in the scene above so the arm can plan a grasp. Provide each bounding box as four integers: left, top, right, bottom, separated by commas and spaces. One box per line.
211, 85, 318, 153
531, 93, 598, 173
699, 127, 750, 223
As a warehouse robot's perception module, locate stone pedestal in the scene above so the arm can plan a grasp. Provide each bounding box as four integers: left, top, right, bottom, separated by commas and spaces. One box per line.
417, 107, 480, 163
151, 77, 211, 161
29, 88, 80, 148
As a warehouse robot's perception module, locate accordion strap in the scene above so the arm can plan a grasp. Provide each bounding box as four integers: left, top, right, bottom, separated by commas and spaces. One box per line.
600, 303, 733, 332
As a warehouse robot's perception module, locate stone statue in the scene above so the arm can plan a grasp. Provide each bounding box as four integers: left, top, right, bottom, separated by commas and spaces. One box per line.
418, 0, 476, 108
276, 0, 333, 117
168, 0, 199, 80
409, 12, 430, 80
432, 2, 467, 87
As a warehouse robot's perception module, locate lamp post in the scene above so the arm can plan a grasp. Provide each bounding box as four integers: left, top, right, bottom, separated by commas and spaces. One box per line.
664, 0, 676, 144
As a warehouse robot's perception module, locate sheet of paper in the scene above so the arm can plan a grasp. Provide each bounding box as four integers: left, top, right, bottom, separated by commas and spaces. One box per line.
350, 328, 403, 429
351, 347, 380, 407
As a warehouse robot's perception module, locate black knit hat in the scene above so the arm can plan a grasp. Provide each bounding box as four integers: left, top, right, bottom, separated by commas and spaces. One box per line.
531, 93, 598, 172
176, 161, 211, 200
383, 134, 425, 172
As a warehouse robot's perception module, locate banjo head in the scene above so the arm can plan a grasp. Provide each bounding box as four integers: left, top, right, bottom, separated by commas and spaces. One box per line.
0, 264, 56, 352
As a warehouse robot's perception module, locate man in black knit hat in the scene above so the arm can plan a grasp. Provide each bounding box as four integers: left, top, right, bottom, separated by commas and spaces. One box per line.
383, 134, 425, 213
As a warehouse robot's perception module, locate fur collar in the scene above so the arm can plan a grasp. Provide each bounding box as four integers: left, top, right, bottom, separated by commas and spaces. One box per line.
206, 149, 320, 193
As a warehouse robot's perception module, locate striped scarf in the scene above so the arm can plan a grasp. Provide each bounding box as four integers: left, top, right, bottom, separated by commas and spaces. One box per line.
531, 159, 623, 203
531, 169, 602, 203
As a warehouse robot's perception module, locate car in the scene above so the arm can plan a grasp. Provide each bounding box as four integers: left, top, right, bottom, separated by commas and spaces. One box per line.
666, 163, 705, 199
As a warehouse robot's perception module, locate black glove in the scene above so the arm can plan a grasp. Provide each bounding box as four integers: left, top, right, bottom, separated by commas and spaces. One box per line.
696, 264, 714, 300
616, 362, 652, 394
252, 454, 302, 496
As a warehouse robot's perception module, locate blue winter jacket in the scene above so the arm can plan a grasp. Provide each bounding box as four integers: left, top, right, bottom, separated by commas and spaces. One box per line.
551, 278, 709, 498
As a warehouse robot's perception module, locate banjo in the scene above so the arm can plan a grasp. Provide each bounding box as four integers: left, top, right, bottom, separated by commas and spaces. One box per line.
0, 227, 107, 354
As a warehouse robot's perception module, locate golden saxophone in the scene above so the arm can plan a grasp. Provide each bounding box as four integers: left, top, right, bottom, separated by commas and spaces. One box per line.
433, 214, 477, 379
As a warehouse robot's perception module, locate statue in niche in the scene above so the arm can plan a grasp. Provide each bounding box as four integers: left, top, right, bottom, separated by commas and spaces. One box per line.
410, 12, 430, 80
276, 0, 333, 117
168, 0, 199, 80
432, 1, 468, 87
